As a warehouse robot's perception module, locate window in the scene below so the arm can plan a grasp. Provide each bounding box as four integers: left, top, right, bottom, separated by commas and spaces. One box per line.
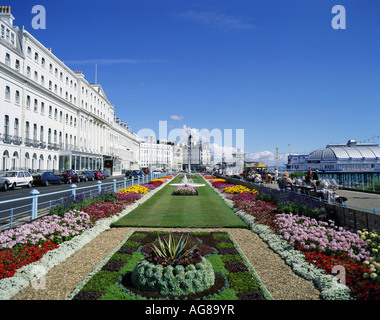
41, 75, 45, 86
10, 33, 14, 46
41, 57, 45, 68
33, 124, 37, 140
34, 52, 39, 62
48, 128, 52, 144
1, 25, 4, 38
34, 99, 38, 112
26, 66, 31, 77
49, 64, 52, 73
15, 90, 20, 104
5, 86, 10, 100
14, 118, 19, 137
5, 53, 10, 66
49, 81, 52, 90
40, 102, 44, 115
49, 105, 52, 118
27, 47, 32, 57
15, 59, 20, 71
26, 95, 31, 108
34, 71, 38, 82
40, 126, 44, 142
59, 111, 63, 122
25, 122, 30, 139
4, 115, 9, 135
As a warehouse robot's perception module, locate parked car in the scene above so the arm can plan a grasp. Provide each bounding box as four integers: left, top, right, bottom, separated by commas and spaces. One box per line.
125, 170, 133, 178
131, 170, 144, 177
32, 171, 63, 186
0, 170, 33, 190
101, 170, 110, 179
141, 167, 150, 174
77, 170, 95, 182
59, 170, 80, 184
92, 170, 105, 180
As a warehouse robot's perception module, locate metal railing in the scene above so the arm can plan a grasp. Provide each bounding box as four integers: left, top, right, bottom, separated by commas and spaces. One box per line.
216, 175, 379, 215
0, 172, 168, 231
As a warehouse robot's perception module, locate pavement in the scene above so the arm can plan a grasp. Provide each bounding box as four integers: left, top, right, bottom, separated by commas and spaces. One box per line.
261, 182, 380, 212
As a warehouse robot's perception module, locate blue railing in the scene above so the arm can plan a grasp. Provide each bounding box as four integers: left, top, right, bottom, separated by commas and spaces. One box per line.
0, 172, 168, 231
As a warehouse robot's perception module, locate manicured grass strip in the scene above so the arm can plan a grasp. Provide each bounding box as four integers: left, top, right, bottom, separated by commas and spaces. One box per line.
69, 231, 271, 300
111, 175, 248, 228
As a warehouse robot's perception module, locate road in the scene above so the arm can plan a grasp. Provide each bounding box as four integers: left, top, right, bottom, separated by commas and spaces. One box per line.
0, 174, 131, 229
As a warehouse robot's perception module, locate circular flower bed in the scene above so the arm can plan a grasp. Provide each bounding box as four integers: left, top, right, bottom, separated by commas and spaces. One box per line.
131, 256, 215, 295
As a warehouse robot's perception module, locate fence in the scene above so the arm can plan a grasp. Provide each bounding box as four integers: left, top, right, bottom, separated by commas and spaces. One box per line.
217, 175, 380, 233
0, 172, 167, 231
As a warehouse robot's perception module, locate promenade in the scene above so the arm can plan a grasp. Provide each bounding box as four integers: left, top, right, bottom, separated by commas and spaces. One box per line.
262, 182, 380, 212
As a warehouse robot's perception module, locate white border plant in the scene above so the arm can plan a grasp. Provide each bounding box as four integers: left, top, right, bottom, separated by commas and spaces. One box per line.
0, 177, 173, 300
203, 176, 353, 300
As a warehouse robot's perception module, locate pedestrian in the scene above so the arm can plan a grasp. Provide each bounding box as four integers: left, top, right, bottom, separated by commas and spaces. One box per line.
307, 167, 312, 179
312, 169, 320, 181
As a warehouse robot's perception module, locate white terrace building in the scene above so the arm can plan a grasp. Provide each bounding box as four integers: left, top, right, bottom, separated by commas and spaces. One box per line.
0, 7, 140, 175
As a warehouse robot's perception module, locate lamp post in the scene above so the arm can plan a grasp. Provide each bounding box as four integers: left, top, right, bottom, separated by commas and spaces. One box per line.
188, 134, 192, 174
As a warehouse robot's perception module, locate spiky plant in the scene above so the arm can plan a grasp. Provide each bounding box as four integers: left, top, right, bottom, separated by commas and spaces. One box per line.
149, 233, 199, 266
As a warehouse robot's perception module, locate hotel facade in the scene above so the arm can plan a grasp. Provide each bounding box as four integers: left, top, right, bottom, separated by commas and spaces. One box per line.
0, 7, 140, 175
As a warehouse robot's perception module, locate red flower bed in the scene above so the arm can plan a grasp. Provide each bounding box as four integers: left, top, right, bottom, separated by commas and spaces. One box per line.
0, 241, 59, 279
82, 201, 126, 224
298, 246, 380, 300
234, 199, 278, 232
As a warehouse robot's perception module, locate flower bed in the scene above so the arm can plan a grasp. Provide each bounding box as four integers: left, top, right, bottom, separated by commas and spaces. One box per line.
204, 174, 380, 299
172, 185, 198, 196
118, 185, 149, 194
0, 176, 172, 282
149, 179, 166, 185
223, 185, 258, 195
69, 231, 271, 300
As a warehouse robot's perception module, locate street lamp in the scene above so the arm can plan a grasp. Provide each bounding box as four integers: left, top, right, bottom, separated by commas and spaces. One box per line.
188, 134, 192, 174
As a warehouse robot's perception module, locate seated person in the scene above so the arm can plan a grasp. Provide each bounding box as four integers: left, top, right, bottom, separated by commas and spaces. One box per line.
303, 176, 316, 188
281, 172, 294, 189
316, 180, 347, 203
254, 174, 262, 184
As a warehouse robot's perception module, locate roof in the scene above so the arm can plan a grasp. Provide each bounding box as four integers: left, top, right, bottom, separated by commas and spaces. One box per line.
308, 140, 380, 160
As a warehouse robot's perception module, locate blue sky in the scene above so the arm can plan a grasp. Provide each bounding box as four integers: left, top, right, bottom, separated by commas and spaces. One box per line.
7, 0, 380, 164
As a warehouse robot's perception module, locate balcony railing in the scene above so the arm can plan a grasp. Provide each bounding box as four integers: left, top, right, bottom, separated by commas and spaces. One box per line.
32, 139, 40, 148
40, 141, 47, 149
13, 136, 22, 145
2, 134, 12, 144
24, 138, 32, 147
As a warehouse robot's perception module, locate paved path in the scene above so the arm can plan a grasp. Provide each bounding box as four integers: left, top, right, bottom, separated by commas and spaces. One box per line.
261, 182, 380, 212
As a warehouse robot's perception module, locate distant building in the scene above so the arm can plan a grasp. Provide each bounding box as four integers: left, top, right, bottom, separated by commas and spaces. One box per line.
286, 139, 380, 172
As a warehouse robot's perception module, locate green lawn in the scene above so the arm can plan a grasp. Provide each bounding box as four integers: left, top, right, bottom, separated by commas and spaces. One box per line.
111, 174, 248, 228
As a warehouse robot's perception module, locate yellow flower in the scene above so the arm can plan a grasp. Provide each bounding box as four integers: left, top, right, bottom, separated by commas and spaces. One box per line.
370, 273, 377, 280
223, 185, 253, 194
119, 185, 149, 194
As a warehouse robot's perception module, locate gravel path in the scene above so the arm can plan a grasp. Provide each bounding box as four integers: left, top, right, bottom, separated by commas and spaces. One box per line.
11, 226, 321, 300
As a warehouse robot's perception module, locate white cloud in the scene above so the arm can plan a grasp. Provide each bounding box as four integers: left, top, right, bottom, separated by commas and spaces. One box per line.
245, 151, 289, 166
170, 115, 184, 121
179, 11, 254, 31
